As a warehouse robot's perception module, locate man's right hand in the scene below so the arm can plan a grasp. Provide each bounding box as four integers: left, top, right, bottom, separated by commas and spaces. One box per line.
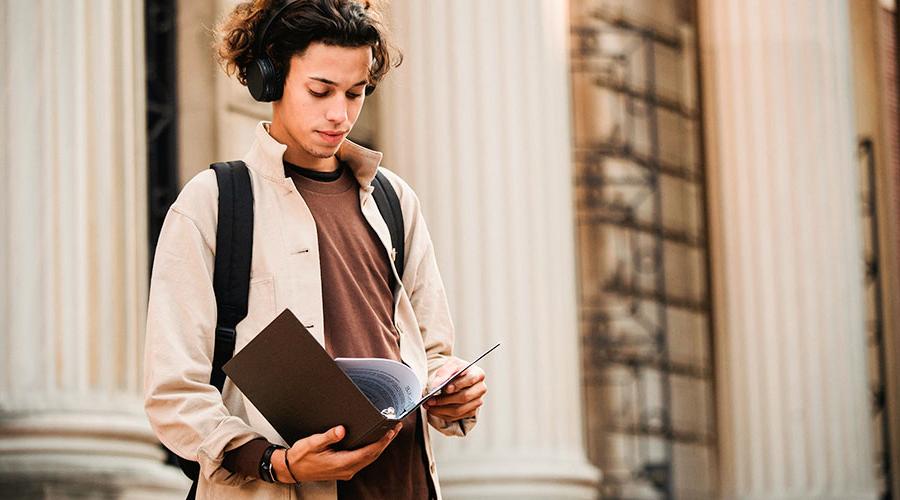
272, 424, 401, 483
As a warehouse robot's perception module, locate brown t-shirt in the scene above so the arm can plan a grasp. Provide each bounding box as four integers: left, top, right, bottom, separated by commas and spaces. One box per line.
223, 161, 433, 500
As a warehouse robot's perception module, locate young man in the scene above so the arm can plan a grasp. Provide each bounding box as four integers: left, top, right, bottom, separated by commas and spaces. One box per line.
143, 1, 487, 498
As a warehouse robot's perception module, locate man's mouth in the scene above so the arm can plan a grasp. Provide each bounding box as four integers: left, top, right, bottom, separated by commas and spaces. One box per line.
316, 130, 347, 145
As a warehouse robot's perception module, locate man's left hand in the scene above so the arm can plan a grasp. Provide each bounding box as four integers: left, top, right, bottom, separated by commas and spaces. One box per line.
424, 357, 487, 421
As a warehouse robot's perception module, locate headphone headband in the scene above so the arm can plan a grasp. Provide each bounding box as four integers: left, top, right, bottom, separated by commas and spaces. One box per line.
245, 0, 376, 101
254, 0, 297, 59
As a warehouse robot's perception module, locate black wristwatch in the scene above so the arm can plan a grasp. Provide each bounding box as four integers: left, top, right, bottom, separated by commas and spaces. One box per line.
259, 444, 285, 483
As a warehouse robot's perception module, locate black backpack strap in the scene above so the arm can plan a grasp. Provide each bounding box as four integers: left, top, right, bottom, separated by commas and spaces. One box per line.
177, 161, 254, 499
209, 161, 254, 392
371, 170, 405, 292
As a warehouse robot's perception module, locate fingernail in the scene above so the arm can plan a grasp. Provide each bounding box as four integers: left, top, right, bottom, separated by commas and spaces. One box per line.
447, 385, 455, 393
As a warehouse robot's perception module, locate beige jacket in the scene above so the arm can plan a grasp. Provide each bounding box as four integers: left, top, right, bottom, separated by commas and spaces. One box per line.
144, 122, 475, 499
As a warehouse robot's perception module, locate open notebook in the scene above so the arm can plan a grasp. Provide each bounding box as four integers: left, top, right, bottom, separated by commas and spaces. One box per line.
223, 308, 500, 449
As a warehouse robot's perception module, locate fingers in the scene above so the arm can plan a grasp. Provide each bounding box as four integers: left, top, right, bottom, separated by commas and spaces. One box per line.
428, 380, 487, 407
427, 398, 483, 421
286, 424, 402, 482
369, 423, 402, 453
433, 358, 465, 379
439, 366, 485, 394
428, 358, 467, 391
334, 423, 402, 472
302, 425, 345, 451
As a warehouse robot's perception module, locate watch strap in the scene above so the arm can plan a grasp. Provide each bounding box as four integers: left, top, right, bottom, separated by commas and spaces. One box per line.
259, 443, 285, 483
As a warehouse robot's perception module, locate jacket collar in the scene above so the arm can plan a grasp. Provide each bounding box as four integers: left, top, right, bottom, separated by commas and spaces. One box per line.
244, 121, 384, 189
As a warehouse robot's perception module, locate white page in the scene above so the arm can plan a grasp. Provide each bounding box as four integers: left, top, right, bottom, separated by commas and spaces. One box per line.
334, 358, 422, 418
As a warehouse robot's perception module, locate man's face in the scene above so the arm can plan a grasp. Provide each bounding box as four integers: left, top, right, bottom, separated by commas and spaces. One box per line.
271, 42, 372, 169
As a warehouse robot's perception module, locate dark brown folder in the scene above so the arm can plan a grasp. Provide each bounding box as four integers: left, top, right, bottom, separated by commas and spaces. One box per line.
222, 309, 395, 449
223, 308, 500, 449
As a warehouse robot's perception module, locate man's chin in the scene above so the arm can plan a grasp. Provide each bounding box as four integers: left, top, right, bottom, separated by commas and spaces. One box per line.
304, 144, 339, 159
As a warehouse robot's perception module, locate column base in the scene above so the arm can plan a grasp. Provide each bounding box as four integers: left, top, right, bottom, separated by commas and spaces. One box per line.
724, 494, 880, 500
599, 472, 665, 500
0, 409, 190, 499
0, 461, 190, 500
437, 455, 601, 500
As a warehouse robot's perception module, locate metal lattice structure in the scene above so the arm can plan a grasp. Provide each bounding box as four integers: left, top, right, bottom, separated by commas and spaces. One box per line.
145, 0, 180, 271
571, 2, 716, 498
859, 137, 894, 500
145, 0, 181, 468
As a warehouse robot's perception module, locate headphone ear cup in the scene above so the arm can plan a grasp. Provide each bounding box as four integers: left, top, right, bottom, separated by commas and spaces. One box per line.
247, 57, 284, 102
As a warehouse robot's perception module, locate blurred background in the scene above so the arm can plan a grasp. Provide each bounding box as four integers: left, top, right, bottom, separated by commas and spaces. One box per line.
1, 0, 898, 498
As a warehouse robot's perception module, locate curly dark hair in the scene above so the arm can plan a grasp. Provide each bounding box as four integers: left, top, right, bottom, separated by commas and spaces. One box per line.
215, 0, 401, 87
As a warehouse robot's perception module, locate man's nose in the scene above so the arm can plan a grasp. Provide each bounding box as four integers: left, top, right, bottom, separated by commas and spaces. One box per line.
326, 99, 348, 123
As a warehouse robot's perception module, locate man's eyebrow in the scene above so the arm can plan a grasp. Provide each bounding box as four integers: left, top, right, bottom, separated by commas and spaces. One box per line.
309, 77, 368, 87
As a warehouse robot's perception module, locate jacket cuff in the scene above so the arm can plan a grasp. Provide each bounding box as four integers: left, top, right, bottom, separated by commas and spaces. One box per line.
222, 437, 271, 480
427, 412, 477, 437
197, 416, 267, 486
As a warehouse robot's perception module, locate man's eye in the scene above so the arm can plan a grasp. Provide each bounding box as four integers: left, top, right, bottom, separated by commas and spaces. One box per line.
347, 92, 362, 99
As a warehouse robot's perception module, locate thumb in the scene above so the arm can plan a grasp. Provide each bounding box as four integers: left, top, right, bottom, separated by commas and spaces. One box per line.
429, 360, 459, 389
305, 425, 345, 450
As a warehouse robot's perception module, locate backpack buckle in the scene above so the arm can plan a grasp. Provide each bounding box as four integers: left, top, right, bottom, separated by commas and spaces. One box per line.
215, 326, 237, 344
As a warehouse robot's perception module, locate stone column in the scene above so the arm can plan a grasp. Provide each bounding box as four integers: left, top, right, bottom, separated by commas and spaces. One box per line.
698, 1, 878, 498
0, 1, 187, 497
378, 1, 600, 498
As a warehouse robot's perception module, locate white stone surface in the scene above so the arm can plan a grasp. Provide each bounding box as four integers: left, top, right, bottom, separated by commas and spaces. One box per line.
378, 1, 601, 498
0, 0, 187, 497
698, 0, 879, 498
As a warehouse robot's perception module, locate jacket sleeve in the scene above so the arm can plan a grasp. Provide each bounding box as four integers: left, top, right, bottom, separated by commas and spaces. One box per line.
386, 169, 478, 437
143, 172, 265, 486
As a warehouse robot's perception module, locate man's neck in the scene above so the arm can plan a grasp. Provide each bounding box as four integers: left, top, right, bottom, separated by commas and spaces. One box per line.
268, 121, 339, 172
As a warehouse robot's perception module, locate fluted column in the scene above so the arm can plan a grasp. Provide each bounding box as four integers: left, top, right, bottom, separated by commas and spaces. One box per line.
0, 1, 186, 497
379, 1, 600, 498
698, 1, 878, 498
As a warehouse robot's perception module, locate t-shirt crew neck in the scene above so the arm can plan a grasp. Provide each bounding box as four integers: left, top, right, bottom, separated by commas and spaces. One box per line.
284, 160, 355, 195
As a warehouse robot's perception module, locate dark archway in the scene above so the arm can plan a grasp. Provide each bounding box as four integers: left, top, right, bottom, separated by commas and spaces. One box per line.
145, 0, 180, 273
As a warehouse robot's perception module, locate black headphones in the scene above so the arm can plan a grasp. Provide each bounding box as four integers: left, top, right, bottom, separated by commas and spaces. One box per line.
246, 0, 296, 102
245, 0, 377, 102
